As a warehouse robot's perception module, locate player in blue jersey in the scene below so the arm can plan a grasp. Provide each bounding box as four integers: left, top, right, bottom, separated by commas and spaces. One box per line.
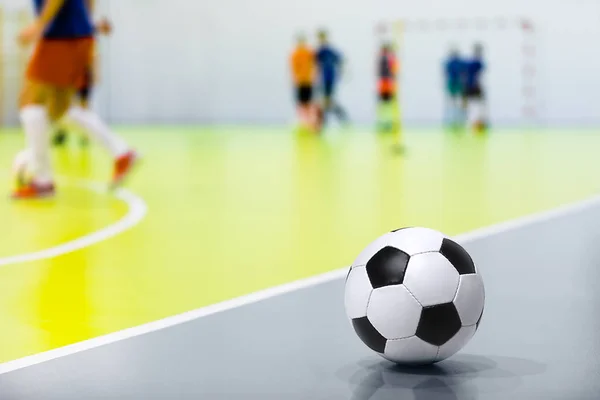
13, 0, 137, 199
443, 48, 466, 129
315, 30, 348, 128
462, 44, 487, 132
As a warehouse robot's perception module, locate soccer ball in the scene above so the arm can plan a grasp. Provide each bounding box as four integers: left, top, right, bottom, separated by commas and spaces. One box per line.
344, 227, 485, 365
11, 149, 32, 189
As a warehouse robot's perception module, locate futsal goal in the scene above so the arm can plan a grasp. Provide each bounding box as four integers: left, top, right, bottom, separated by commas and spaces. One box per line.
375, 16, 539, 133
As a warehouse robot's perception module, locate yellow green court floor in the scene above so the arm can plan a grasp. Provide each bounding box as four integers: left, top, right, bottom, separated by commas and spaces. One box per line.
0, 126, 599, 365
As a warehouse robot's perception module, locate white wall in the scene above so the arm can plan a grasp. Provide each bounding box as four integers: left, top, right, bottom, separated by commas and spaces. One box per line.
2, 0, 600, 126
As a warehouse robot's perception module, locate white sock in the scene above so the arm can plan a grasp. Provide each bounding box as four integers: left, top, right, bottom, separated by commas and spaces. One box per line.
19, 105, 53, 185
67, 106, 129, 157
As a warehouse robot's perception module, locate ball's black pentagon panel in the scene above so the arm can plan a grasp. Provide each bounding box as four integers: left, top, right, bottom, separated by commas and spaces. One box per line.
416, 303, 462, 346
440, 238, 476, 275
366, 246, 410, 289
351, 316, 387, 353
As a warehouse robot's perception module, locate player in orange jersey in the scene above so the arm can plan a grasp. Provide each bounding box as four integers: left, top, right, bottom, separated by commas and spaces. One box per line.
290, 34, 319, 131
13, 0, 137, 199
376, 42, 399, 132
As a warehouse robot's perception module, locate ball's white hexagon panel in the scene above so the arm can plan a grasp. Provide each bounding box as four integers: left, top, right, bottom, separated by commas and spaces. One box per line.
453, 273, 485, 326
383, 335, 439, 365
386, 227, 445, 256
352, 233, 391, 267
344, 266, 373, 319
366, 285, 422, 339
403, 252, 460, 307
435, 325, 477, 362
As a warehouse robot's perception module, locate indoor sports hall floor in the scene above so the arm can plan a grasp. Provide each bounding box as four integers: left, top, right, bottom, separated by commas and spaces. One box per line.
0, 127, 600, 399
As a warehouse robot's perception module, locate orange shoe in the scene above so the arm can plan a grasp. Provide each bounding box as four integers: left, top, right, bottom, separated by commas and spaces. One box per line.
111, 150, 138, 188
11, 181, 55, 200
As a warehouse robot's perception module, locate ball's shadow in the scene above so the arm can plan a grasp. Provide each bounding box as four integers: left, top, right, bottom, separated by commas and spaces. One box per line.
339, 354, 546, 400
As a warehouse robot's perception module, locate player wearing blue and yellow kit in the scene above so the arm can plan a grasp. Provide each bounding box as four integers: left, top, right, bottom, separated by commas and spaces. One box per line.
13, 0, 136, 199
462, 44, 487, 132
444, 48, 466, 128
315, 30, 348, 127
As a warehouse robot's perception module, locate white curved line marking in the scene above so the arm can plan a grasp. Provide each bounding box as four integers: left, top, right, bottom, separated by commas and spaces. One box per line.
0, 180, 148, 267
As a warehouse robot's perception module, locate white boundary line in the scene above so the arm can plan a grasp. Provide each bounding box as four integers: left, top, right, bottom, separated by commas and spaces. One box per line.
1, 193, 600, 375
0, 180, 148, 267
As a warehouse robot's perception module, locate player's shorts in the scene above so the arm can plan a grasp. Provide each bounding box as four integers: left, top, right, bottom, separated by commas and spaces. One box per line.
296, 84, 313, 105
378, 91, 395, 102
26, 37, 94, 89
378, 78, 396, 95
447, 80, 463, 97
463, 85, 484, 100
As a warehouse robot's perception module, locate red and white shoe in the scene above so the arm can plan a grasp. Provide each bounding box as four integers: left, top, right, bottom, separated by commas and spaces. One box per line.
11, 181, 55, 200
111, 150, 139, 188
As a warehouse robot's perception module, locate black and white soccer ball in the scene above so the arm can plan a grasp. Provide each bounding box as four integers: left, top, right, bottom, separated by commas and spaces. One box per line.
344, 227, 485, 365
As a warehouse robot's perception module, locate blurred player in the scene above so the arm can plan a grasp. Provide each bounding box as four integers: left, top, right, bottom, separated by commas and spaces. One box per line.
463, 43, 487, 133
290, 34, 319, 131
315, 29, 348, 128
376, 42, 399, 132
13, 0, 137, 199
444, 47, 466, 129
52, 16, 111, 147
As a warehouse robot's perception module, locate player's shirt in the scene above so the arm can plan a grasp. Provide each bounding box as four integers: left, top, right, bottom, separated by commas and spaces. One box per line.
445, 56, 464, 84
464, 58, 484, 89
315, 45, 341, 85
378, 51, 398, 79
290, 46, 315, 86
33, 0, 94, 39
378, 51, 398, 94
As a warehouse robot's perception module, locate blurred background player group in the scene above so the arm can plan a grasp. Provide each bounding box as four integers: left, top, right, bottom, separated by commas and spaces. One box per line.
444, 43, 487, 133
12, 0, 137, 199
290, 29, 348, 133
